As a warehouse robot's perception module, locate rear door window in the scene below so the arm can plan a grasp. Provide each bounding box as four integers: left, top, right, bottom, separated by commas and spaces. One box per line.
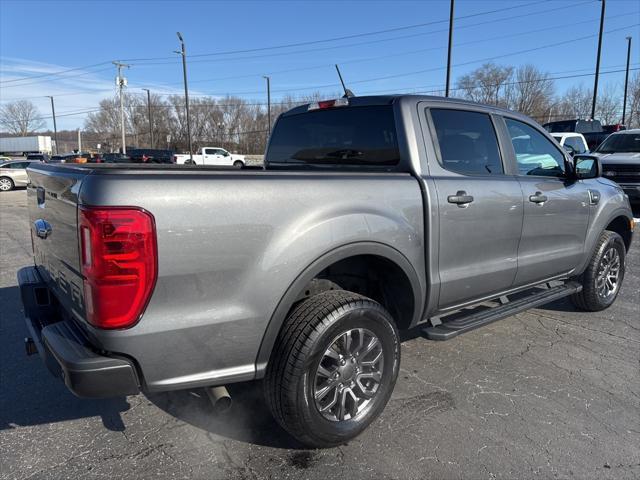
266, 105, 400, 166
429, 108, 504, 175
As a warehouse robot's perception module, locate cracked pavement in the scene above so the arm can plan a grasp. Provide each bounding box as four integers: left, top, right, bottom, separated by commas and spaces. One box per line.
1, 189, 639, 479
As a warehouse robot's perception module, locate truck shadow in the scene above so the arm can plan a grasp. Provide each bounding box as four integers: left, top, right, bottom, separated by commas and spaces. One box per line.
0, 285, 131, 433
146, 381, 304, 449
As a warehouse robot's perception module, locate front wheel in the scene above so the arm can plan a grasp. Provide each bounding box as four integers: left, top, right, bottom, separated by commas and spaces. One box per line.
0, 177, 14, 191
571, 230, 626, 311
233, 160, 244, 168
264, 290, 400, 448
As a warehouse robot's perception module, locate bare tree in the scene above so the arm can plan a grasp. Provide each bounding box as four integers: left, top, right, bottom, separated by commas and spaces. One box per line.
595, 85, 620, 125
0, 100, 46, 135
457, 63, 513, 106
506, 65, 554, 118
624, 72, 640, 128
555, 85, 593, 120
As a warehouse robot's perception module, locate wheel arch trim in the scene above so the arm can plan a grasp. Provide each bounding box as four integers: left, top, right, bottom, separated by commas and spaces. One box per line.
254, 241, 423, 378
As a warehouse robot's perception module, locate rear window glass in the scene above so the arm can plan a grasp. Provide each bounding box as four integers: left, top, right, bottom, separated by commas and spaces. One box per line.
430, 108, 504, 175
266, 105, 400, 167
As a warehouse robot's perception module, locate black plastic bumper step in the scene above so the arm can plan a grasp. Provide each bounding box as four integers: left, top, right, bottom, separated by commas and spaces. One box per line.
422, 281, 582, 341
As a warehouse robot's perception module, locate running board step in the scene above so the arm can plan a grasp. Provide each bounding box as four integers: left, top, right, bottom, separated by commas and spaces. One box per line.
422, 281, 582, 341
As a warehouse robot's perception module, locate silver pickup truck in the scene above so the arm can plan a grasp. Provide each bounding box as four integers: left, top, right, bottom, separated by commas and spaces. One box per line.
19, 95, 634, 448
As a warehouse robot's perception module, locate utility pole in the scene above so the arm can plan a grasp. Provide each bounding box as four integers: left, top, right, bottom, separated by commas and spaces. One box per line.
445, 0, 455, 97
622, 36, 632, 125
46, 96, 58, 154
113, 61, 130, 154
142, 88, 154, 148
591, 0, 606, 120
77, 128, 82, 152
176, 32, 193, 163
263, 75, 271, 135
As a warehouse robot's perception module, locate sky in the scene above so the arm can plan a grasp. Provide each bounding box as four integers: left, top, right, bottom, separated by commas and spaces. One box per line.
0, 0, 639, 130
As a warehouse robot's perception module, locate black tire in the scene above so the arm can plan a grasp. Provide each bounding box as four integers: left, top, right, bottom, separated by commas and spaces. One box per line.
184, 159, 196, 165
233, 160, 244, 168
571, 230, 626, 311
264, 290, 400, 448
0, 177, 14, 192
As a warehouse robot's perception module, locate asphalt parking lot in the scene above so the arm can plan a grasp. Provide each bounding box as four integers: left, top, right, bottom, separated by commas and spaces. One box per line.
1, 188, 639, 480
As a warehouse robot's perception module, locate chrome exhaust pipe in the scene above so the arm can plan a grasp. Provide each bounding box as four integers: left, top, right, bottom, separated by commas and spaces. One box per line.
206, 386, 232, 414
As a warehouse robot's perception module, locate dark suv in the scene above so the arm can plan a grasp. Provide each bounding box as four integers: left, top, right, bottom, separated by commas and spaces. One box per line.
127, 149, 174, 163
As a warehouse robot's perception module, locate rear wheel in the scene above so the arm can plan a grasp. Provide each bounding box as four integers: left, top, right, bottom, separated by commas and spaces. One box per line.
0, 177, 14, 191
265, 290, 400, 448
571, 230, 625, 311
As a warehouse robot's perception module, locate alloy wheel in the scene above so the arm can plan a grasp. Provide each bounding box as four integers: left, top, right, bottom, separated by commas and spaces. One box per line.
313, 328, 384, 422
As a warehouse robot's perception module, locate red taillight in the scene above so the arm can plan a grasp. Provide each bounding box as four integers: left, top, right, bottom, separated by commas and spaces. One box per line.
79, 206, 157, 329
172, 155, 177, 163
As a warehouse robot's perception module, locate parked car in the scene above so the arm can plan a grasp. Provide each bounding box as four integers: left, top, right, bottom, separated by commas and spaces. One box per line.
174, 147, 245, 166
592, 129, 640, 204
543, 118, 610, 151
0, 156, 11, 162
0, 159, 38, 191
603, 124, 627, 134
26, 153, 50, 163
102, 153, 132, 163
551, 132, 589, 155
128, 148, 174, 164
19, 95, 634, 448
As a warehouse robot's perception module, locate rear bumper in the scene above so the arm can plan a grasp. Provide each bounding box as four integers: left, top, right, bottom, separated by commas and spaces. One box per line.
18, 266, 140, 398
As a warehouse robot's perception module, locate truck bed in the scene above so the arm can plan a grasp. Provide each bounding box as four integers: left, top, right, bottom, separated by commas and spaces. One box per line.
26, 162, 426, 391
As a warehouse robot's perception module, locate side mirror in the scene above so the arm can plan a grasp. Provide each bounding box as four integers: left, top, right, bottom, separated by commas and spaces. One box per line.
573, 154, 601, 180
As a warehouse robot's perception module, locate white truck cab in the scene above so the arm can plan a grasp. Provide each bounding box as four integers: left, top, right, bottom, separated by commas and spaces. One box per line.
174, 147, 246, 166
551, 132, 589, 155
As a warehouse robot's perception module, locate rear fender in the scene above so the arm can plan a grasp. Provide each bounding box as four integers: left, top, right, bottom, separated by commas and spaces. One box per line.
254, 241, 422, 378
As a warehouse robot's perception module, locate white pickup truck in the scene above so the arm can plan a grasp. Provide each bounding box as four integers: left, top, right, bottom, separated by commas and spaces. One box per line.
174, 147, 246, 167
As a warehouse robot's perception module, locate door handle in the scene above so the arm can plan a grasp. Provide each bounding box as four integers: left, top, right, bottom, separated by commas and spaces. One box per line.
447, 191, 474, 207
529, 191, 548, 204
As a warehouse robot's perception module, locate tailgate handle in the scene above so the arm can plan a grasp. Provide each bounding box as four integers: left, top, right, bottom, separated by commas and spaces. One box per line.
34, 219, 52, 239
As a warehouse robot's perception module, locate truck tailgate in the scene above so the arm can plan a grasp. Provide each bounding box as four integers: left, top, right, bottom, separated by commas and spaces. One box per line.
27, 165, 88, 321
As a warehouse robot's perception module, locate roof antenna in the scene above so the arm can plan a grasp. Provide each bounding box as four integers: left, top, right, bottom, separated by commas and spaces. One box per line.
335, 64, 354, 98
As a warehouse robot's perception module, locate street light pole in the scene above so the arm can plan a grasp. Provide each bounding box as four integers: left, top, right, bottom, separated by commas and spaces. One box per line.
445, 0, 455, 97
591, 0, 606, 120
622, 36, 632, 125
263, 75, 271, 135
176, 32, 193, 163
46, 96, 58, 154
142, 88, 154, 148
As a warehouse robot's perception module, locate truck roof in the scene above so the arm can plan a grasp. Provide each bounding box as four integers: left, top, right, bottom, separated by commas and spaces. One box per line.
281, 94, 533, 121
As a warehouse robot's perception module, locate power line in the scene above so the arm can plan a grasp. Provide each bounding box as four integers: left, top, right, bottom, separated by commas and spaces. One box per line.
157, 10, 635, 87
121, 0, 553, 63
0, 62, 113, 84
0, 66, 114, 89
126, 1, 597, 68
169, 23, 640, 97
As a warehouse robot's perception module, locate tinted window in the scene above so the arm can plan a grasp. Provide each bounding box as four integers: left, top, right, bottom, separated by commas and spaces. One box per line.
7, 162, 29, 168
595, 133, 640, 153
505, 118, 565, 177
204, 148, 217, 155
266, 105, 400, 166
564, 136, 586, 154
430, 109, 503, 175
